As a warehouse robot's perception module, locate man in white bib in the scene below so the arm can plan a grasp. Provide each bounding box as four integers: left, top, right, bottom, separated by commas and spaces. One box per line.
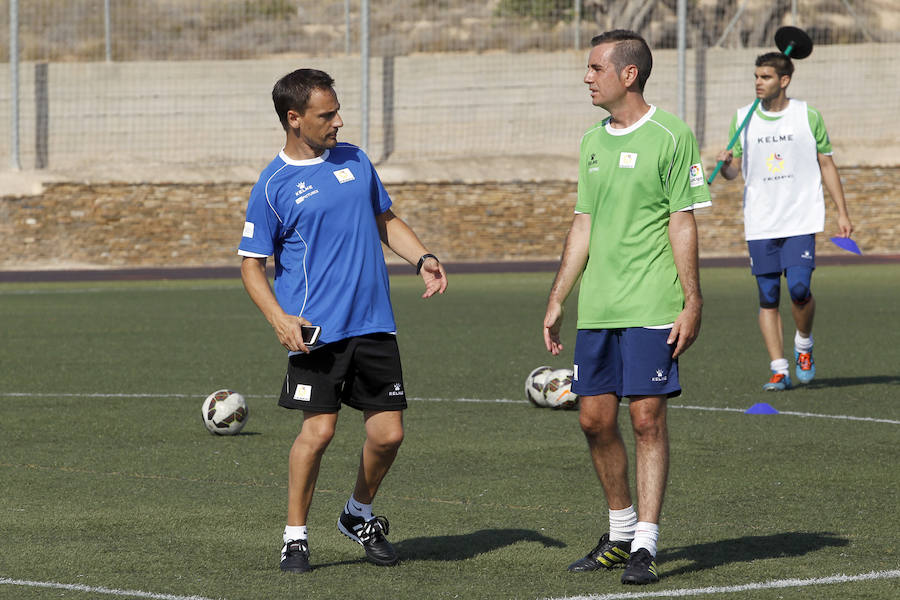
716, 52, 853, 391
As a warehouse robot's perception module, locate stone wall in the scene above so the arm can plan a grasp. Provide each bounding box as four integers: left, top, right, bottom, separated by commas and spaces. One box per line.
0, 167, 896, 271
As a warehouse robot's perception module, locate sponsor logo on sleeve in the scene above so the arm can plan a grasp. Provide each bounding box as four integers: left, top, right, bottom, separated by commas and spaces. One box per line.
689, 163, 704, 187
242, 221, 255, 238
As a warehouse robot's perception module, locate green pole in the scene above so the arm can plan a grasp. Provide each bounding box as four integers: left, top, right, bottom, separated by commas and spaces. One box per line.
707, 42, 796, 184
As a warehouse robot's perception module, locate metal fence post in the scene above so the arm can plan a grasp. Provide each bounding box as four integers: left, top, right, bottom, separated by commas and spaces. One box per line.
105, 0, 112, 62
574, 0, 580, 50
677, 0, 686, 120
361, 0, 369, 153
345, 0, 351, 54
9, 0, 21, 170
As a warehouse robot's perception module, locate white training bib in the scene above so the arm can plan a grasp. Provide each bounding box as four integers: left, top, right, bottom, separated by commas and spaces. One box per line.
738, 99, 825, 240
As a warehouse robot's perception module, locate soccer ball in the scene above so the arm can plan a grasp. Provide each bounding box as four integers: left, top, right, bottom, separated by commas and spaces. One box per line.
201, 389, 249, 435
543, 368, 579, 410
525, 365, 554, 407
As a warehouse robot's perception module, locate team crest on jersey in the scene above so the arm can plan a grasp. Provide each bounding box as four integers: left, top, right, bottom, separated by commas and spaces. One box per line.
766, 153, 785, 173
618, 152, 637, 168
333, 168, 355, 183
689, 163, 704, 187
242, 221, 255, 239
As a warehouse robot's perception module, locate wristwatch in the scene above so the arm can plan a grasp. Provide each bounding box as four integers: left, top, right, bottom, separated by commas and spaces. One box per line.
416, 253, 439, 275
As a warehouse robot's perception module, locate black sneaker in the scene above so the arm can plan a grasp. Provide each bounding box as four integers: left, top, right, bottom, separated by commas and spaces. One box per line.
621, 548, 659, 584
280, 539, 311, 573
338, 511, 399, 566
567, 533, 631, 572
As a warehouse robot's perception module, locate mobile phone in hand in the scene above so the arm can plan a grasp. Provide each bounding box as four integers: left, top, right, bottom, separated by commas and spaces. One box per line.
301, 325, 321, 345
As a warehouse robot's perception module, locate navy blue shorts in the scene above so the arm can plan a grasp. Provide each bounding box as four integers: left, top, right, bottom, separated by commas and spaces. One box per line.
572, 328, 681, 399
747, 234, 816, 275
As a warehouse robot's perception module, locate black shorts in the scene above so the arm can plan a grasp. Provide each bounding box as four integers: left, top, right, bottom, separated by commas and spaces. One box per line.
278, 333, 407, 413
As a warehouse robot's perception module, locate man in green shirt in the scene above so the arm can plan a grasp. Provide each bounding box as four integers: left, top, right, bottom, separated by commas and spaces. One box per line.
543, 29, 710, 585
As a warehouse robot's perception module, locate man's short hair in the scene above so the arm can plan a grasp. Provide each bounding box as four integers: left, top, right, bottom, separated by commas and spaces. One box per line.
756, 52, 794, 78
272, 69, 335, 130
590, 30, 653, 92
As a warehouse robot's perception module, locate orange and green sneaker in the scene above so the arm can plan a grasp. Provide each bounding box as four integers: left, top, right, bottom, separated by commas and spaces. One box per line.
763, 371, 792, 391
795, 349, 815, 383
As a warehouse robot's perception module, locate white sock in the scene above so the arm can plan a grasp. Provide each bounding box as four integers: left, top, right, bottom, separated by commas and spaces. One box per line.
283, 525, 307, 544
794, 331, 813, 353
770, 358, 789, 374
631, 521, 659, 557
609, 505, 637, 543
346, 496, 373, 521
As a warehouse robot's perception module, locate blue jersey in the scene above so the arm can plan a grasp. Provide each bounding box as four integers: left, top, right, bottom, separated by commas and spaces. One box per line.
238, 143, 396, 345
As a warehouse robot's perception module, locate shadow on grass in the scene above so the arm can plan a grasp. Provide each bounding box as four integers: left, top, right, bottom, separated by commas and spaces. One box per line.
394, 528, 566, 561
657, 531, 849, 577
799, 375, 900, 389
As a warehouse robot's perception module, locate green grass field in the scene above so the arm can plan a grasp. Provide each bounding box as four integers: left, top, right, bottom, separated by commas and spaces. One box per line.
1, 265, 898, 600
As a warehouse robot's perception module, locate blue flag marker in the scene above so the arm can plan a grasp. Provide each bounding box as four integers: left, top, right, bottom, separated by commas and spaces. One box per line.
830, 236, 862, 255
746, 403, 779, 415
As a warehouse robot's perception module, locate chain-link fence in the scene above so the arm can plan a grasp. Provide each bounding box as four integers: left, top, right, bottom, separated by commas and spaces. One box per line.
2, 0, 898, 179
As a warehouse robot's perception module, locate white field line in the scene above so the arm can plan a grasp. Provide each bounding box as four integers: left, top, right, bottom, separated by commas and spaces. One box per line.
0, 577, 219, 600
4, 570, 899, 600
543, 569, 900, 600
669, 403, 900, 425
3, 392, 898, 425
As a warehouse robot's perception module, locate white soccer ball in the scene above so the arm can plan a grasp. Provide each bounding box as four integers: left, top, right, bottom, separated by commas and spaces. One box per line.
201, 389, 249, 435
543, 368, 579, 410
525, 365, 554, 407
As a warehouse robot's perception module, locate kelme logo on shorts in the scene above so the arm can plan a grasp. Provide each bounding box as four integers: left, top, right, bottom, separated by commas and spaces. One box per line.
651, 369, 668, 383
388, 382, 404, 397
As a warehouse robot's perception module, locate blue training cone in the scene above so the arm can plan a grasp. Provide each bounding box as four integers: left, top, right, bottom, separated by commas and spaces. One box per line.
745, 402, 779, 415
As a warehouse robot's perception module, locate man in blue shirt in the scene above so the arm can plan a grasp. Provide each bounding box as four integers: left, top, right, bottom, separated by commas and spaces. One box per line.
238, 68, 447, 573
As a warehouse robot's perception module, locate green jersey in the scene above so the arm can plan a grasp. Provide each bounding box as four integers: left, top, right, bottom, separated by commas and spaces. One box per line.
575, 105, 711, 329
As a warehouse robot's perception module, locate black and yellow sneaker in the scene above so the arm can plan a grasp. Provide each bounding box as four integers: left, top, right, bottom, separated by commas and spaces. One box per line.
567, 533, 631, 572
280, 539, 311, 573
621, 548, 659, 584
338, 511, 399, 566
